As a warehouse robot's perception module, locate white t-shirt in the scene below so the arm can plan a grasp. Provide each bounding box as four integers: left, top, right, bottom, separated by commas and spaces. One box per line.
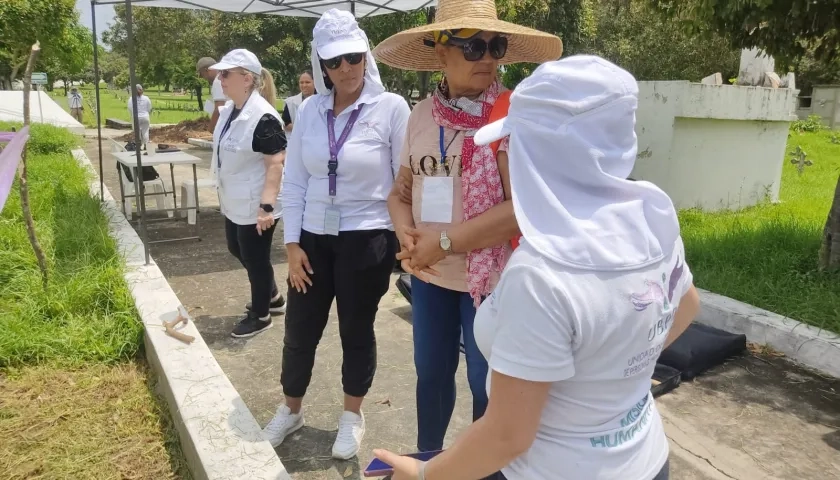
473, 238, 693, 480
204, 78, 226, 115
127, 95, 152, 119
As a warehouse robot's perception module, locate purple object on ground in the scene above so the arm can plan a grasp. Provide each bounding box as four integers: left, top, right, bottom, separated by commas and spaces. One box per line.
0, 126, 30, 213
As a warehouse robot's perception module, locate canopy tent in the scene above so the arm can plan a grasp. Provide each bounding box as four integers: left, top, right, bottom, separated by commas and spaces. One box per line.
88, 0, 435, 264
91, 0, 436, 18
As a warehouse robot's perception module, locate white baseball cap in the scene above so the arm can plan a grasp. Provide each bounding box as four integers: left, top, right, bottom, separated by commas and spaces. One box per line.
312, 9, 369, 60
210, 49, 262, 75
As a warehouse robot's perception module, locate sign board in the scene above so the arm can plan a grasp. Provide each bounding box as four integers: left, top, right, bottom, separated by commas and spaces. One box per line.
31, 72, 48, 85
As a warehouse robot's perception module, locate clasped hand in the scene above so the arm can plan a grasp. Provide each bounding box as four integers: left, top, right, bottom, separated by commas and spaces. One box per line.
396, 226, 445, 282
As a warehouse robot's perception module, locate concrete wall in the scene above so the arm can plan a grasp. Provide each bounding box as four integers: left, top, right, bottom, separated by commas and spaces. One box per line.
632, 81, 797, 211
796, 85, 840, 129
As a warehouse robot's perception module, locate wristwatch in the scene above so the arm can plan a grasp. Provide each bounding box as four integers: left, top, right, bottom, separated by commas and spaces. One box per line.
439, 231, 452, 253
259, 203, 274, 213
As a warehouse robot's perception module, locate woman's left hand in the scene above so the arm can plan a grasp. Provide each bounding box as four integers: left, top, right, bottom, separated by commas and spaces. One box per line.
256, 209, 275, 235
372, 450, 423, 480
400, 226, 447, 272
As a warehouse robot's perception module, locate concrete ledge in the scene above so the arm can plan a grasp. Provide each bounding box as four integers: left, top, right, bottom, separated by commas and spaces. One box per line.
697, 288, 840, 378
188, 138, 213, 150
73, 149, 289, 480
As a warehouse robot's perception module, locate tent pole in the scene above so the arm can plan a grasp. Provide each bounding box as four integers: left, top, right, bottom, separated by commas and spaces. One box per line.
125, 0, 150, 265
91, 0, 105, 202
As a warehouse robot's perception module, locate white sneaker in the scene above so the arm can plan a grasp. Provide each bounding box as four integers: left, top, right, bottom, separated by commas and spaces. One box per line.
263, 405, 304, 448
331, 410, 365, 459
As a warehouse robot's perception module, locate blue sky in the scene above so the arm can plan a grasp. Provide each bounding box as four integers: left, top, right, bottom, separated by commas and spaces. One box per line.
76, 0, 116, 40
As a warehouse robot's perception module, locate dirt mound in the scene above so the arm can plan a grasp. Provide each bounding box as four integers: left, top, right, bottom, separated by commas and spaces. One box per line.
118, 118, 213, 145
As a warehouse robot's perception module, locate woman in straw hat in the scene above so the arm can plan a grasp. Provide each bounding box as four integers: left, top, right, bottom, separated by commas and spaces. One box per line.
373, 0, 562, 456
264, 9, 410, 460
374, 56, 697, 480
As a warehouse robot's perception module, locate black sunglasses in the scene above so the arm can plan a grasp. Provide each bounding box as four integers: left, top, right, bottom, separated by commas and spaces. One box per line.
322, 53, 365, 70
218, 70, 247, 79
424, 35, 508, 62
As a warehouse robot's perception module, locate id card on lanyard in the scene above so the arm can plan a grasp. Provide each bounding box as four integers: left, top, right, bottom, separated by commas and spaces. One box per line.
420, 126, 457, 224
325, 104, 364, 235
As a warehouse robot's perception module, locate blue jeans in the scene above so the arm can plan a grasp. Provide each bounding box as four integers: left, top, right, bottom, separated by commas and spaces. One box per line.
411, 277, 489, 452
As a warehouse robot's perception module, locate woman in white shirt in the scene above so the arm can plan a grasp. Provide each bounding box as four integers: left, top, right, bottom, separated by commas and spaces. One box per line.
127, 84, 152, 152
210, 49, 287, 338
264, 8, 410, 461
375, 57, 701, 480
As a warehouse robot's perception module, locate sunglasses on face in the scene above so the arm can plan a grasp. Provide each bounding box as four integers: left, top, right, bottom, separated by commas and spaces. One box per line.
451, 35, 508, 62
218, 70, 247, 79
321, 52, 365, 70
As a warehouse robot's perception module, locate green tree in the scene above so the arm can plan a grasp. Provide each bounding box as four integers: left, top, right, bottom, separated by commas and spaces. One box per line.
43, 23, 95, 94
648, 0, 840, 270
580, 0, 740, 82
0, 0, 78, 85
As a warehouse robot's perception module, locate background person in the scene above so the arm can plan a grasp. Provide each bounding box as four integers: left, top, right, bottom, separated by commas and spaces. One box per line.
68, 87, 83, 123
375, 55, 701, 480
373, 0, 562, 455
263, 8, 410, 461
127, 84, 152, 152
281, 70, 316, 132
211, 49, 287, 338
197, 56, 228, 132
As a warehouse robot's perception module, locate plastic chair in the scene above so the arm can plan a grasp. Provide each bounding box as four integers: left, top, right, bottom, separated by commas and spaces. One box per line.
179, 178, 215, 225
111, 140, 173, 220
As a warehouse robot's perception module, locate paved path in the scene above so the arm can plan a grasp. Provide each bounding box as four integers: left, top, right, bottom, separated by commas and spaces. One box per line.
84, 138, 840, 480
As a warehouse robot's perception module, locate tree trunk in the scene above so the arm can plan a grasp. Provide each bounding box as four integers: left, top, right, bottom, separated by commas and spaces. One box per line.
818, 173, 840, 271
19, 42, 49, 290
196, 85, 204, 111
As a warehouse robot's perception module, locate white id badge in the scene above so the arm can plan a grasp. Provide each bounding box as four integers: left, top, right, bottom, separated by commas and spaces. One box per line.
420, 176, 454, 224
324, 206, 341, 236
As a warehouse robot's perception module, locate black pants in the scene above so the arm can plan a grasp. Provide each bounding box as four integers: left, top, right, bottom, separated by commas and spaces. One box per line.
281, 229, 398, 398
487, 460, 670, 480
225, 217, 278, 318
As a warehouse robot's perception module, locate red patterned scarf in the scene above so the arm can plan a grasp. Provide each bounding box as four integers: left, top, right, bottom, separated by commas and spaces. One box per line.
432, 79, 508, 304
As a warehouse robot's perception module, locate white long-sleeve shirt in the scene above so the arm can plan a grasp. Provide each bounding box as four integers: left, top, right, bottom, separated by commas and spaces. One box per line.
128, 95, 153, 120
282, 81, 410, 244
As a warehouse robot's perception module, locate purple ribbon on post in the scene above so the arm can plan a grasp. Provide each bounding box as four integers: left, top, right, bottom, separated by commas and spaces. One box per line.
0, 126, 30, 213
327, 105, 364, 197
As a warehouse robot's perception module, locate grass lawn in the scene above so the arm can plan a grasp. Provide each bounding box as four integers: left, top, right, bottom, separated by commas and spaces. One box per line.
0, 122, 190, 479
50, 85, 285, 128
680, 127, 840, 333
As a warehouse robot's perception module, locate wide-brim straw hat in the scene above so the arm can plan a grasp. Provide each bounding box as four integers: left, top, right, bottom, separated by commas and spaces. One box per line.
373, 0, 563, 71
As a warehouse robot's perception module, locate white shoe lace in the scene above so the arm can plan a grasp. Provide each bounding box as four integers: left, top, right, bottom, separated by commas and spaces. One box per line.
264, 409, 292, 436
336, 417, 360, 444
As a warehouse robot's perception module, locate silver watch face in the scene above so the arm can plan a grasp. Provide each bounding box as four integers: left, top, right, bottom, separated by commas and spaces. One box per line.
440, 235, 451, 251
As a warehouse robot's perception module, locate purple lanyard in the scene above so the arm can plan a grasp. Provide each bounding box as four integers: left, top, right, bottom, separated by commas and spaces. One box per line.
327, 104, 364, 197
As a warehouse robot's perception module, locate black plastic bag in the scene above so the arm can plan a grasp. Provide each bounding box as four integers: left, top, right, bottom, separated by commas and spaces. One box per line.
658, 323, 747, 380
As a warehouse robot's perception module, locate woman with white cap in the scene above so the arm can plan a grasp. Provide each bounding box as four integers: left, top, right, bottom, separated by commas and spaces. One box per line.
127, 84, 153, 152
373, 0, 562, 455
211, 49, 288, 339
264, 9, 410, 459
374, 56, 700, 480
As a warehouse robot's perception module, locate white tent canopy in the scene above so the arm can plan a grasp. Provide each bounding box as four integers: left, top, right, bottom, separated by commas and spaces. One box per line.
92, 0, 436, 18
90, 0, 435, 264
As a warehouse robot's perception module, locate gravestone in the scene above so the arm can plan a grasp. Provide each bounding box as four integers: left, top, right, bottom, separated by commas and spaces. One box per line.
737, 48, 775, 86
701, 73, 723, 85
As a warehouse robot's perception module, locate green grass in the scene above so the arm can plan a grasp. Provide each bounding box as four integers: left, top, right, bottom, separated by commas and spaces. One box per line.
680, 129, 840, 333
50, 85, 286, 128
50, 86, 207, 128
0, 122, 142, 367
0, 123, 188, 479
